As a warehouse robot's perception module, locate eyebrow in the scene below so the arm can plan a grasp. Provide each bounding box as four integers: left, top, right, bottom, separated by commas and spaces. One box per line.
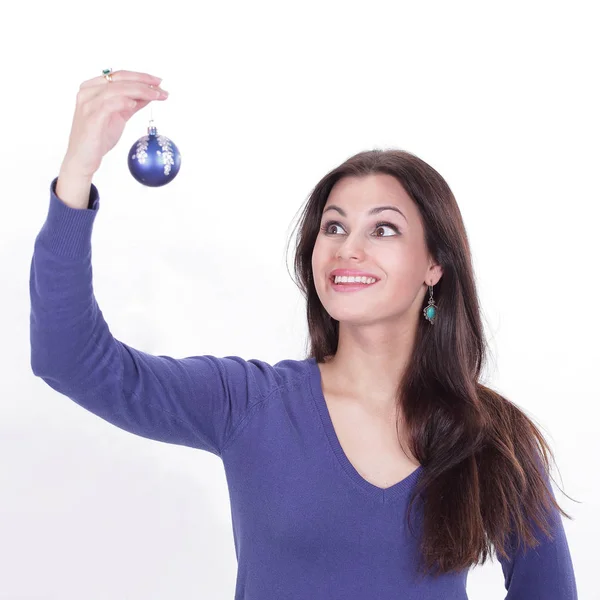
322, 204, 407, 223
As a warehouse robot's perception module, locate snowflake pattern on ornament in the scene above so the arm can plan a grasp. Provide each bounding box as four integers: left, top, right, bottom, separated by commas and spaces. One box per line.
131, 136, 149, 164
156, 134, 175, 176
131, 134, 174, 176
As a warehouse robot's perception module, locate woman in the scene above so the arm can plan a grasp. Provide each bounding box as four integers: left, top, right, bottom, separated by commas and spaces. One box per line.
30, 69, 578, 599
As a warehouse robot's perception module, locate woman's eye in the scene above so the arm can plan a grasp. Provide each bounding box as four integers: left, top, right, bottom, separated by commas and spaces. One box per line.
320, 220, 399, 237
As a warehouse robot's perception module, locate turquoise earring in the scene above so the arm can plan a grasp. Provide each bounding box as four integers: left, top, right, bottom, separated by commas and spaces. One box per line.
423, 284, 438, 324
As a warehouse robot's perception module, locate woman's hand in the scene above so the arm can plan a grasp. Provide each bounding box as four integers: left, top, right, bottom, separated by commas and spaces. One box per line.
60, 69, 169, 179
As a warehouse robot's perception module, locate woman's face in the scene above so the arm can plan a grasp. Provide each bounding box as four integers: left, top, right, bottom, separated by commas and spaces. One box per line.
312, 173, 439, 327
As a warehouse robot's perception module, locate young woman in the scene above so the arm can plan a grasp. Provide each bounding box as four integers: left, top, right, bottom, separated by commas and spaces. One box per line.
30, 68, 578, 599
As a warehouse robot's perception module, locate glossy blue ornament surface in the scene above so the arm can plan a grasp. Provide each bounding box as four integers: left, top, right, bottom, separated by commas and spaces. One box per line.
128, 123, 181, 187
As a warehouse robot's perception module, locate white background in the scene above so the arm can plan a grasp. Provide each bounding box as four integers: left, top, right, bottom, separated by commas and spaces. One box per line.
1, 0, 597, 598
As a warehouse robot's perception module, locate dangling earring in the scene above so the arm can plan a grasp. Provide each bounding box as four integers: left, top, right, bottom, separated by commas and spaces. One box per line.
423, 283, 438, 324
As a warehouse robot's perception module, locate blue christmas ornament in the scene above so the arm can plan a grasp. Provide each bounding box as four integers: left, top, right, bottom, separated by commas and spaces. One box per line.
128, 120, 181, 187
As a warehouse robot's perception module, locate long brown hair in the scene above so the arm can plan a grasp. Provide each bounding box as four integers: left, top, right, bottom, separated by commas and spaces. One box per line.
285, 148, 577, 578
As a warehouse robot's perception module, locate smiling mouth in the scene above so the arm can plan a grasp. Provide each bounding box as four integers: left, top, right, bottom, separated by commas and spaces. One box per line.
329, 275, 380, 285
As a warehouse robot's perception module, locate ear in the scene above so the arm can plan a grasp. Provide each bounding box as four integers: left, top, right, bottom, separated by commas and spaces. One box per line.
427, 262, 443, 286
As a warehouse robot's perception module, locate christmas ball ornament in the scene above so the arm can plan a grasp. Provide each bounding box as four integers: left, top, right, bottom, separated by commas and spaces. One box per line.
128, 119, 181, 187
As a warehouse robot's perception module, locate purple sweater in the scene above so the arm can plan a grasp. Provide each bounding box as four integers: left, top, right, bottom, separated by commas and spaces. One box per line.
29, 176, 578, 599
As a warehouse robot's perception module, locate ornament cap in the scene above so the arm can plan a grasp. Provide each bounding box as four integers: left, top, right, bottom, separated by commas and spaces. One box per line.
148, 119, 157, 136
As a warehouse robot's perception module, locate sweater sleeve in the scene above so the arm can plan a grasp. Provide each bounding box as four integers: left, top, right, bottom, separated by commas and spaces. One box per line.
29, 177, 265, 457
496, 466, 578, 599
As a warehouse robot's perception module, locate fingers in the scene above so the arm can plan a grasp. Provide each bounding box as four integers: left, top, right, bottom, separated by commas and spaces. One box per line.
127, 98, 153, 116
99, 94, 141, 115
77, 71, 166, 107
80, 69, 162, 89
77, 80, 168, 110
74, 70, 167, 122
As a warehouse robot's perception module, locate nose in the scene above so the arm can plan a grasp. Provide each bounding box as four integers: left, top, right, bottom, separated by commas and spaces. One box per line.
335, 237, 367, 261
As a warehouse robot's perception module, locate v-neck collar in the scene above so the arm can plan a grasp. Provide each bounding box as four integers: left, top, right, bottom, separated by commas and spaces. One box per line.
306, 357, 423, 504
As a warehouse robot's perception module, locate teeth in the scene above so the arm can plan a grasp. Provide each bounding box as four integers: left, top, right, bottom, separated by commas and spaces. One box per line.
333, 275, 377, 284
